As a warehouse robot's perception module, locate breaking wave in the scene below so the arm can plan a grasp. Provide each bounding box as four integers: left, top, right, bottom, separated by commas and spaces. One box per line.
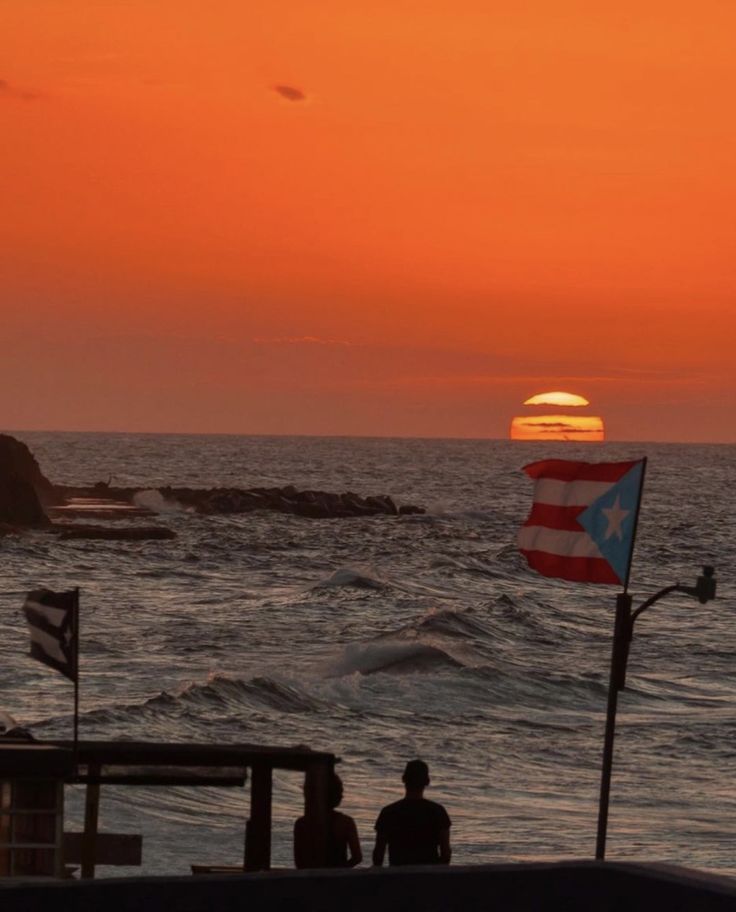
312, 567, 387, 590
328, 641, 464, 677
144, 673, 323, 714
133, 489, 188, 514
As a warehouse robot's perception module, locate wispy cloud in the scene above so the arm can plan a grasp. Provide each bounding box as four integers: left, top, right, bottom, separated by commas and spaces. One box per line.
517, 421, 600, 432
358, 371, 709, 391
252, 335, 353, 347
272, 84, 307, 102
0, 79, 40, 101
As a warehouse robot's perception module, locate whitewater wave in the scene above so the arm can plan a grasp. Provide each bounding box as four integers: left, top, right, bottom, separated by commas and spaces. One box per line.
414, 608, 492, 640
312, 568, 387, 590
145, 674, 323, 714
133, 489, 189, 514
430, 554, 506, 579
328, 641, 464, 677
60, 674, 325, 731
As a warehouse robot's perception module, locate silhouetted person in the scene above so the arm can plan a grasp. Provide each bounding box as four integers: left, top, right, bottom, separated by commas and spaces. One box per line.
294, 773, 362, 868
372, 760, 451, 866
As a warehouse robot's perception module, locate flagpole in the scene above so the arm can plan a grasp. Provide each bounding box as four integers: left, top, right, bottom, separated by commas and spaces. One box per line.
623, 458, 647, 595
73, 587, 80, 765
595, 458, 647, 860
594, 592, 631, 860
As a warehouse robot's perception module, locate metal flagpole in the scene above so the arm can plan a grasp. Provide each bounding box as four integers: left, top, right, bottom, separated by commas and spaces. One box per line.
595, 458, 647, 861
595, 591, 631, 859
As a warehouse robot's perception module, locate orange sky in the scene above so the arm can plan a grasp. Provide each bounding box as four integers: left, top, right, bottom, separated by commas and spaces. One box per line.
1, 1, 734, 441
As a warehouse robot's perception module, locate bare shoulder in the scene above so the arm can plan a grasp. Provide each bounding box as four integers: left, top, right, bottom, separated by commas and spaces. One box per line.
332, 811, 357, 835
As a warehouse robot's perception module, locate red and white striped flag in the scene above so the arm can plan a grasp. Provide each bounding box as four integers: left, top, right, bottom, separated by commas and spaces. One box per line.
518, 458, 646, 585
23, 589, 79, 682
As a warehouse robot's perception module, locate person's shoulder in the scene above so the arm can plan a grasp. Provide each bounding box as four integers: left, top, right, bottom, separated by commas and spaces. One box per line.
332, 810, 356, 827
375, 798, 405, 825
423, 799, 451, 823
378, 798, 406, 815
332, 811, 355, 833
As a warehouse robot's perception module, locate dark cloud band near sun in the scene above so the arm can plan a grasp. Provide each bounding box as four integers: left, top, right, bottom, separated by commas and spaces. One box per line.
273, 84, 306, 101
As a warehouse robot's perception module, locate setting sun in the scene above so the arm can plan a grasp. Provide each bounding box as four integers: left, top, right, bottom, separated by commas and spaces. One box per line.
523, 392, 590, 408
511, 391, 604, 441
510, 414, 605, 442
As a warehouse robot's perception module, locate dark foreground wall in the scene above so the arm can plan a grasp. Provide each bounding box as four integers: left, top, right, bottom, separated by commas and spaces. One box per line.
2, 861, 736, 912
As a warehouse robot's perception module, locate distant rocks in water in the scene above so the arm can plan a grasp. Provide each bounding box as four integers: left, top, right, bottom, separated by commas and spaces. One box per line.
0, 434, 58, 506
0, 434, 58, 528
52, 524, 177, 541
0, 473, 50, 528
0, 434, 176, 538
54, 483, 426, 520
48, 497, 154, 521
0, 433, 425, 534
151, 485, 425, 518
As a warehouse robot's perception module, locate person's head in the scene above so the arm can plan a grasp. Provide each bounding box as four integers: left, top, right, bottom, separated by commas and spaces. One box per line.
402, 759, 430, 793
327, 773, 344, 809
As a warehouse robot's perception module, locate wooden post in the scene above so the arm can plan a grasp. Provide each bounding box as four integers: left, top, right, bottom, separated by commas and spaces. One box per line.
244, 763, 272, 871
72, 588, 80, 763
81, 763, 100, 879
303, 760, 331, 868
54, 781, 65, 878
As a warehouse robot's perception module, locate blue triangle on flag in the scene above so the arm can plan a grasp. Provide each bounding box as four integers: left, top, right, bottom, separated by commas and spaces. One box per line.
578, 462, 644, 585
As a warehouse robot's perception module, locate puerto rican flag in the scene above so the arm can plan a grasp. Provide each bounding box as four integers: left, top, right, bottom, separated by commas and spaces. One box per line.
23, 588, 78, 682
519, 458, 646, 585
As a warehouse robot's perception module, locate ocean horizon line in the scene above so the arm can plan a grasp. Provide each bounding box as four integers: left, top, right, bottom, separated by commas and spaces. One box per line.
4, 428, 734, 446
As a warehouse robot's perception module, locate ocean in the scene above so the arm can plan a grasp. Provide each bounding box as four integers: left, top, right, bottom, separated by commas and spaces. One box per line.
1, 433, 734, 876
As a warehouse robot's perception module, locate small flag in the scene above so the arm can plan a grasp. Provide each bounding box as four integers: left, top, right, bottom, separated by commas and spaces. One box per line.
23, 589, 78, 682
519, 458, 646, 585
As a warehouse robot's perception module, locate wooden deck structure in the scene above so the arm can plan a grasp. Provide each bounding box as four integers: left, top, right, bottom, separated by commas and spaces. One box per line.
6, 740, 338, 879
0, 743, 74, 878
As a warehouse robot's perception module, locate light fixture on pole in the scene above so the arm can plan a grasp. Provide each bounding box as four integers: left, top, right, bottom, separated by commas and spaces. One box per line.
595, 566, 718, 860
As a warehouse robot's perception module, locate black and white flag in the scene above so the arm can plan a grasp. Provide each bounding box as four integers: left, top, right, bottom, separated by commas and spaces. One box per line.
23, 589, 78, 682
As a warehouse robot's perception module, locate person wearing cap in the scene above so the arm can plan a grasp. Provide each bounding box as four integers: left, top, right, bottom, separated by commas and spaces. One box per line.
372, 759, 451, 866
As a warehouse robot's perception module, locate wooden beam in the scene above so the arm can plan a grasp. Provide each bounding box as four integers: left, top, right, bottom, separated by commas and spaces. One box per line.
47, 740, 338, 774
64, 832, 142, 866
81, 764, 100, 879
244, 763, 272, 871
74, 772, 247, 787
54, 782, 64, 878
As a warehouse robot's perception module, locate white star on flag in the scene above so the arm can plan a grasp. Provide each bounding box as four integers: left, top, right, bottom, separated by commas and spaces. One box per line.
602, 496, 629, 540
519, 457, 646, 586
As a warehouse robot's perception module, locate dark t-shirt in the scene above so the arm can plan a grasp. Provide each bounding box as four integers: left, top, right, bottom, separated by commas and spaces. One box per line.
375, 797, 451, 865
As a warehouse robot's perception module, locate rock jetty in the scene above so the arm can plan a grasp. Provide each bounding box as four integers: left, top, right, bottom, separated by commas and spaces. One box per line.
55, 483, 425, 519
0, 434, 425, 539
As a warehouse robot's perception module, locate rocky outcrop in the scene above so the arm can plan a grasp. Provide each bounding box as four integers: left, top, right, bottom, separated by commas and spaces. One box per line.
0, 432, 426, 527
0, 434, 58, 506
0, 435, 59, 528
73, 485, 425, 518
0, 473, 50, 528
